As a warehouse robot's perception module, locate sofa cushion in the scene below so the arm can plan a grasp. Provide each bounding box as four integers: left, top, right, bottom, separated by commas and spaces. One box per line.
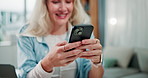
104, 58, 117, 68
121, 73, 148, 78
103, 67, 139, 78
135, 48, 148, 73
103, 47, 134, 68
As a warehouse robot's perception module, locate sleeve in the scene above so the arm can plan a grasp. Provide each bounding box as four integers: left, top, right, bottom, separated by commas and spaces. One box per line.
17, 35, 37, 78
27, 61, 54, 78
17, 26, 54, 78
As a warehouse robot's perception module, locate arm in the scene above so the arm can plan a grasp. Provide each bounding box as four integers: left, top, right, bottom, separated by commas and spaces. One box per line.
27, 61, 53, 78
89, 65, 104, 78
17, 36, 53, 78
17, 26, 54, 78
89, 57, 104, 78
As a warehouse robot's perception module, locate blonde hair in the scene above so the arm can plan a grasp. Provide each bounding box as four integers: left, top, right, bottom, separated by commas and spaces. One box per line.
25, 0, 90, 36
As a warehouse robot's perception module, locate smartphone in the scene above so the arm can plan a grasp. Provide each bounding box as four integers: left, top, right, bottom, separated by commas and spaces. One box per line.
69, 24, 94, 43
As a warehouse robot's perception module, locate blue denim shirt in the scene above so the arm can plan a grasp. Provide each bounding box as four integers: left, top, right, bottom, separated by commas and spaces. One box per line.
17, 25, 94, 78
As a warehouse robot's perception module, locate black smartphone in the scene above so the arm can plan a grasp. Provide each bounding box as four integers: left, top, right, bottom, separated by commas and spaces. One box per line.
69, 24, 94, 43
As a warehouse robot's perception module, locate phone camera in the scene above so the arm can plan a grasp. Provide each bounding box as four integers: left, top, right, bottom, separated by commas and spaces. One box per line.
77, 31, 82, 35
74, 27, 83, 36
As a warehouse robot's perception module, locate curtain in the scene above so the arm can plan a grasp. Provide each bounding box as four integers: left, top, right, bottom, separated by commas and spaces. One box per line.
105, 0, 148, 48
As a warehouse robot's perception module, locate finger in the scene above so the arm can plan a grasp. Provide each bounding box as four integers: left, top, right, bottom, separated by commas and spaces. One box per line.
79, 50, 102, 57
56, 41, 68, 46
58, 49, 82, 61
78, 43, 102, 50
63, 49, 82, 58
57, 41, 80, 52
63, 60, 74, 66
61, 55, 78, 65
91, 56, 101, 63
65, 55, 78, 62
80, 55, 100, 60
64, 41, 81, 51
57, 46, 65, 52
82, 39, 100, 45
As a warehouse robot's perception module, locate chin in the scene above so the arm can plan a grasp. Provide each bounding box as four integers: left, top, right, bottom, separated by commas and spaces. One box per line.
57, 21, 68, 26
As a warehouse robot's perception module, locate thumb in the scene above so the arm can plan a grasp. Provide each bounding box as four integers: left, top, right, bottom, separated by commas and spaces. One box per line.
56, 41, 68, 46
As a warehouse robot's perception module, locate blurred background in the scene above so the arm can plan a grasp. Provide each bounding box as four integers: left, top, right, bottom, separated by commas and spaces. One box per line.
0, 0, 148, 78
0, 0, 36, 68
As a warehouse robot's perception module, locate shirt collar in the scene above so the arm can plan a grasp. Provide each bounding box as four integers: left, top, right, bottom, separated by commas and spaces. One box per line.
20, 22, 73, 43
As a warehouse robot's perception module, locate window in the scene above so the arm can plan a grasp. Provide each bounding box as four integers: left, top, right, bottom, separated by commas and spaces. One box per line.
0, 0, 35, 45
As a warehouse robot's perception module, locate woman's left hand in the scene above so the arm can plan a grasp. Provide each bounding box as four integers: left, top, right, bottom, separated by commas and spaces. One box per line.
78, 39, 102, 63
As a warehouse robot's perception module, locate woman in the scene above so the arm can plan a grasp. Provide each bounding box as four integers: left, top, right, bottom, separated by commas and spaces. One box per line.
17, 0, 104, 78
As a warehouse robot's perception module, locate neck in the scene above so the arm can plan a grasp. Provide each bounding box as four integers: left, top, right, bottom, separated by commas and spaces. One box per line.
50, 24, 68, 35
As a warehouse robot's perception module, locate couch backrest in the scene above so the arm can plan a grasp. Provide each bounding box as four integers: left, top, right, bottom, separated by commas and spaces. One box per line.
103, 47, 134, 68
134, 48, 148, 72
128, 53, 139, 69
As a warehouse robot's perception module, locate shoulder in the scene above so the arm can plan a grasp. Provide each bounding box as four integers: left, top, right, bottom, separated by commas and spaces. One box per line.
17, 24, 37, 37
19, 24, 29, 34
17, 24, 35, 42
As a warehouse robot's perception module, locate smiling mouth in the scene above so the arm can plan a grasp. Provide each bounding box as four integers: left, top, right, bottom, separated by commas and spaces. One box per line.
56, 13, 68, 19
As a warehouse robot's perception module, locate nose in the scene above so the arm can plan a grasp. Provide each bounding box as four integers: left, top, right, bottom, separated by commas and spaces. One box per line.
59, 3, 67, 12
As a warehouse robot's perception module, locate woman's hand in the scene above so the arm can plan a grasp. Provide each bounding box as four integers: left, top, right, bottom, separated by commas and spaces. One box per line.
78, 39, 102, 64
41, 41, 82, 72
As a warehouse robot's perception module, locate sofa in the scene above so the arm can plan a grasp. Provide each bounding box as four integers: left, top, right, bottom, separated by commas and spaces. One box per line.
103, 47, 148, 78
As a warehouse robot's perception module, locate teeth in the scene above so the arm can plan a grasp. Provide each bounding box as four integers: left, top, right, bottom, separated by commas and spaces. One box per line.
57, 14, 66, 17
59, 15, 66, 17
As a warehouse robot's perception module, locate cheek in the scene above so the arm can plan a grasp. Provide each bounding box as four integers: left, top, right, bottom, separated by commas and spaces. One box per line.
47, 4, 57, 13
47, 5, 52, 13
68, 5, 74, 13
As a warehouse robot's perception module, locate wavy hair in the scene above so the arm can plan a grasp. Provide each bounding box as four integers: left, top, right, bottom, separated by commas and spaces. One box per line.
25, 0, 90, 36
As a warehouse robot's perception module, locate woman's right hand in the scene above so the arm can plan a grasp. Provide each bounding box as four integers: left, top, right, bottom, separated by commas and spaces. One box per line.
41, 41, 82, 72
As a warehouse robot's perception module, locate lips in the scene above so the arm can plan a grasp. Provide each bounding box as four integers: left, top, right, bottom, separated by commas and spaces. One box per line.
56, 13, 68, 19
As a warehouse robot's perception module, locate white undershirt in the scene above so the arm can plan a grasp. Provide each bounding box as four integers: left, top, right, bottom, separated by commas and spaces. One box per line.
27, 32, 77, 78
